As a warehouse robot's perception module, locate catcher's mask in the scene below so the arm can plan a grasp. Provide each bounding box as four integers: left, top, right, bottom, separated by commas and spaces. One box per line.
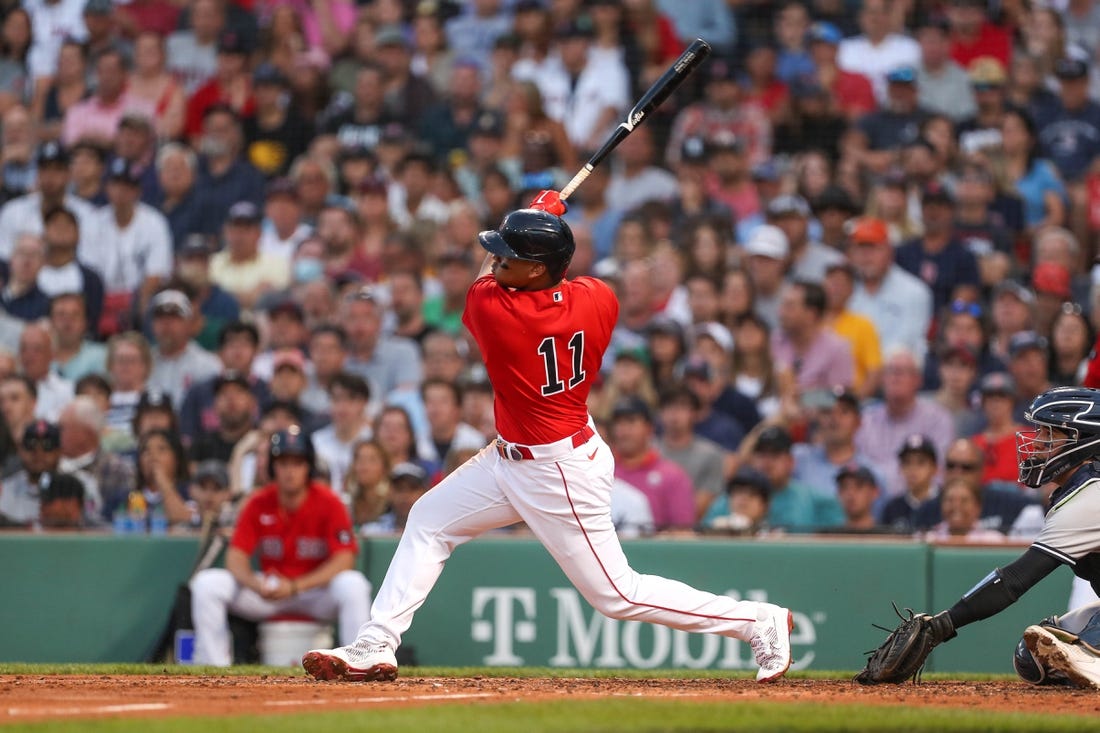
1017, 387, 1100, 488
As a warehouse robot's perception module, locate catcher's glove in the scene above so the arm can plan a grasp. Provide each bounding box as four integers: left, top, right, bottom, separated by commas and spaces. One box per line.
854, 604, 957, 684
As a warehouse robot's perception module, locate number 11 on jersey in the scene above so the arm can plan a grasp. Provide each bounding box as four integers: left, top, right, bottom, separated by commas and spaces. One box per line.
538, 331, 586, 396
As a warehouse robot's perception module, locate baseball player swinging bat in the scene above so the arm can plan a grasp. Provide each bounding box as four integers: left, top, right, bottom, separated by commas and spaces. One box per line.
557, 37, 712, 202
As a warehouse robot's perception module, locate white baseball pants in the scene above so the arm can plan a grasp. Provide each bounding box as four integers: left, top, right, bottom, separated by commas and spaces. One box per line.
190, 568, 371, 666
355, 432, 767, 651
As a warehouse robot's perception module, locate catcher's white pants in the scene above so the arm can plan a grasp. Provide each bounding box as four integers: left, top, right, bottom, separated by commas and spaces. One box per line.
355, 432, 767, 652
191, 568, 371, 666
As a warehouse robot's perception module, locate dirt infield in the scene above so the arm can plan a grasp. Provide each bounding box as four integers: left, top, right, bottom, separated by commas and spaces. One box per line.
3, 675, 1100, 724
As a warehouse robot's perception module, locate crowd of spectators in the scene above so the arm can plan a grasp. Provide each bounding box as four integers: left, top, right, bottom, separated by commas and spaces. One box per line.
1, 0, 1100, 547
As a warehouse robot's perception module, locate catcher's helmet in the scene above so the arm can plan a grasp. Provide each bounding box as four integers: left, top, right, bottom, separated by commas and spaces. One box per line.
477, 208, 574, 280
268, 426, 314, 478
1018, 387, 1100, 487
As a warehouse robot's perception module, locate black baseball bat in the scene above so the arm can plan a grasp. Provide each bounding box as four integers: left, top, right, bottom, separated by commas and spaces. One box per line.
559, 38, 711, 201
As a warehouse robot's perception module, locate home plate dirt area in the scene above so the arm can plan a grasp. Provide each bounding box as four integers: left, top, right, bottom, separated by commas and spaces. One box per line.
3, 675, 1100, 723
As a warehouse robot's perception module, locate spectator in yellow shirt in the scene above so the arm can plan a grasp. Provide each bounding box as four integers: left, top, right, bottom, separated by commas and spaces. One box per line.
823, 258, 882, 397
209, 201, 291, 311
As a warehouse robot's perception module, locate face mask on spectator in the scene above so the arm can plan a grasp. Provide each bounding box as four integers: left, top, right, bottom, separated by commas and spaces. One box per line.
198, 135, 229, 157
293, 257, 324, 283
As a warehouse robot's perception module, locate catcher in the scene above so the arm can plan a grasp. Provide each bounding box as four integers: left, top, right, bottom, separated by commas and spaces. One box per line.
857, 386, 1100, 689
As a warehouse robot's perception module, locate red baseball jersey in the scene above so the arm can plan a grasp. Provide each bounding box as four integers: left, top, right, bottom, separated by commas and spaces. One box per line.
230, 481, 358, 579
463, 274, 618, 445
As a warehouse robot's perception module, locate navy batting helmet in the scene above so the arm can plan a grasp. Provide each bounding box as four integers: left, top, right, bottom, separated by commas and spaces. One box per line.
477, 208, 575, 280
268, 426, 314, 478
1018, 387, 1100, 488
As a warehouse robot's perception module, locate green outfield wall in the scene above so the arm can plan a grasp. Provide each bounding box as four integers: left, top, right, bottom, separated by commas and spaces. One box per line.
0, 535, 1074, 672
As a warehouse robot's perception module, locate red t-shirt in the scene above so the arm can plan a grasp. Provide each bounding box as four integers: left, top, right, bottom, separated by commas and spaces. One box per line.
230, 481, 358, 579
185, 80, 256, 139
973, 431, 1019, 485
951, 24, 1012, 69
463, 275, 618, 444
832, 71, 877, 119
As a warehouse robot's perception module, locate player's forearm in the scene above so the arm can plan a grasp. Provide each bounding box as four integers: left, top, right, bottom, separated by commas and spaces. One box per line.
944, 548, 1062, 631
477, 254, 494, 279
293, 550, 355, 593
226, 547, 261, 592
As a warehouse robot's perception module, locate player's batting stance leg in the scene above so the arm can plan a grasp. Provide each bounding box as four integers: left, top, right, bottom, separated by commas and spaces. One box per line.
303, 197, 794, 684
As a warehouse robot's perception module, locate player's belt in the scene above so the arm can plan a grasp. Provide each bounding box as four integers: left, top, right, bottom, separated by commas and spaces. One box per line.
495, 425, 596, 461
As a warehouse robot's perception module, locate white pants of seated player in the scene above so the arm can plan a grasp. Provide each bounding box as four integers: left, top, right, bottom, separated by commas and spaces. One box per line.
353, 435, 770, 654
191, 568, 372, 666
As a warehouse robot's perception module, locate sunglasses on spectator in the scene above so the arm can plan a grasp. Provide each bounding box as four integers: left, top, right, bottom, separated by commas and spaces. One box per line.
945, 461, 979, 471
950, 300, 983, 318
1061, 302, 1084, 317
22, 438, 59, 452
344, 286, 376, 303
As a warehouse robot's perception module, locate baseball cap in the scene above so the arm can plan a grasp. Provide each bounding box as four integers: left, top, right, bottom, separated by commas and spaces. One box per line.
470, 111, 504, 139
1055, 57, 1089, 80
137, 389, 173, 412
886, 66, 918, 84
84, 0, 112, 15
727, 466, 772, 498
680, 136, 708, 164
106, 157, 144, 185
217, 30, 252, 55
755, 425, 793, 454
615, 344, 650, 365
272, 349, 306, 372
611, 396, 654, 423
766, 194, 812, 219
994, 280, 1036, 306
267, 298, 305, 321
939, 343, 979, 368
829, 384, 860, 411
744, 224, 789, 260
705, 57, 738, 84
969, 56, 1007, 87
375, 26, 409, 48
358, 176, 389, 197
921, 181, 954, 206
790, 77, 828, 100
556, 16, 594, 39
194, 460, 230, 489
808, 21, 843, 46
835, 462, 877, 486
979, 371, 1017, 397
646, 314, 685, 340
151, 289, 192, 318
1031, 262, 1072, 298
266, 177, 299, 201
751, 159, 781, 182
36, 140, 69, 167
693, 321, 734, 354
897, 433, 936, 461
391, 461, 428, 485
213, 370, 252, 395
253, 63, 287, 87
847, 217, 890, 246
178, 234, 212, 258
1008, 330, 1048, 358
707, 129, 742, 153
22, 420, 60, 451
226, 200, 262, 224
813, 185, 860, 215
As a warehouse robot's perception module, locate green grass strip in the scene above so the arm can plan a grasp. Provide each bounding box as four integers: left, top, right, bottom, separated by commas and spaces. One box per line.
0, 663, 1019, 681
4, 698, 1093, 733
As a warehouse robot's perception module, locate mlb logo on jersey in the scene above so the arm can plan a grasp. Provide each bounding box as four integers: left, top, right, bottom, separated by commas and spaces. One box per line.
553, 291, 563, 302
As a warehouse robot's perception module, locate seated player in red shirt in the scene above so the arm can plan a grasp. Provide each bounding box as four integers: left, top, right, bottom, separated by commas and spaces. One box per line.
189, 428, 371, 665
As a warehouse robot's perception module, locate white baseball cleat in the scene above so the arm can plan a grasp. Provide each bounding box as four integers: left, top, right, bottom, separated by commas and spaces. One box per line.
302, 643, 398, 682
1023, 624, 1100, 690
751, 603, 794, 683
